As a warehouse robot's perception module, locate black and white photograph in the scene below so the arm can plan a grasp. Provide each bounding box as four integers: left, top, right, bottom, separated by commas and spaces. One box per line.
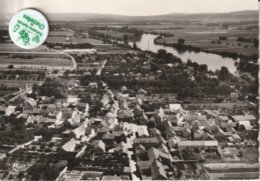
0, 0, 259, 180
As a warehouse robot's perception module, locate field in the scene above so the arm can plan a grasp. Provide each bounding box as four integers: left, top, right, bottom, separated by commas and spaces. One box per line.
130, 23, 258, 57
47, 36, 104, 45
0, 80, 43, 89
0, 54, 73, 69
48, 30, 104, 45
0, 43, 50, 52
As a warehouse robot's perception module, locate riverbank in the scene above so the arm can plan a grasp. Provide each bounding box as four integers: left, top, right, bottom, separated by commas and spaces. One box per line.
154, 37, 258, 61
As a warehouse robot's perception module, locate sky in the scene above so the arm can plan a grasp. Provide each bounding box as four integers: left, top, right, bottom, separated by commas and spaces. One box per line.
1, 0, 258, 16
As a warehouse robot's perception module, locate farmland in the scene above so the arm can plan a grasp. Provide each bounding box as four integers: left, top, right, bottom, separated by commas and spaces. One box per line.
0, 54, 73, 69
47, 36, 103, 45
129, 22, 258, 58
47, 30, 104, 45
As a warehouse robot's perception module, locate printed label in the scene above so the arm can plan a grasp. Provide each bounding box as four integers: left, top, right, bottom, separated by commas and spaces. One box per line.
9, 9, 49, 49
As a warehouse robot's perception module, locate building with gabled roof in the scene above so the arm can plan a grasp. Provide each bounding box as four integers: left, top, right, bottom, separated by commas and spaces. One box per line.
178, 140, 218, 151
62, 138, 78, 152
72, 124, 86, 139
133, 137, 161, 149
94, 140, 106, 154
151, 160, 168, 180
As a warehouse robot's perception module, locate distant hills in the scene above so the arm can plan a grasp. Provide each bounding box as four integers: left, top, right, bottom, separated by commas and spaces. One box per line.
46, 10, 258, 22
0, 10, 258, 25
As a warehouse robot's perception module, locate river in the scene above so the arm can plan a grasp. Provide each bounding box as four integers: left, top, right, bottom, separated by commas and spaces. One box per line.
130, 34, 238, 74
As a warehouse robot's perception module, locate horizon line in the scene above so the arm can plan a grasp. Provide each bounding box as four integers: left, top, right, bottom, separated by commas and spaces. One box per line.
2, 9, 258, 17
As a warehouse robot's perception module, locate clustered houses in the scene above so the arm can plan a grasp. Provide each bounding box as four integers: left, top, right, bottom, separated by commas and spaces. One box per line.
0, 52, 258, 180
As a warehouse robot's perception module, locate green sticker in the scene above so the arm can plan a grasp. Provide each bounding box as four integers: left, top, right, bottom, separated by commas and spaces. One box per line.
9, 9, 49, 49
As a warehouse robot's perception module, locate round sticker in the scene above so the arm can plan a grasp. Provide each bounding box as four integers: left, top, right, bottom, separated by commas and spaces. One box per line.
9, 9, 49, 49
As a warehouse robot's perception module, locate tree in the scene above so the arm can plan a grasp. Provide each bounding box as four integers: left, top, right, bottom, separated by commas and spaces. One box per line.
253, 38, 258, 47
215, 95, 224, 103
45, 168, 59, 180
7, 65, 14, 69
199, 64, 208, 72
123, 34, 129, 44
157, 49, 167, 58
147, 120, 156, 129
133, 42, 138, 50
219, 36, 227, 41
38, 78, 66, 99
219, 66, 229, 80
178, 38, 185, 45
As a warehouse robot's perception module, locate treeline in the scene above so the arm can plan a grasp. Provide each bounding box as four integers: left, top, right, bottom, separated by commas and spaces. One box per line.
237, 58, 259, 77
88, 26, 142, 42
45, 42, 94, 49
154, 37, 258, 61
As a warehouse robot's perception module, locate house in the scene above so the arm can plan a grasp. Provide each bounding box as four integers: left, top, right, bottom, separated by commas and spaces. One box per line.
62, 138, 78, 152
138, 112, 149, 125
135, 144, 147, 155
102, 133, 115, 144
147, 147, 171, 162
231, 114, 256, 123
237, 120, 252, 130
89, 82, 98, 89
5, 106, 16, 116
62, 170, 84, 181
138, 88, 147, 95
80, 171, 103, 180
230, 92, 238, 101
106, 117, 118, 129
27, 115, 41, 124
117, 109, 132, 119
133, 137, 161, 149
167, 136, 180, 150
122, 122, 149, 137
71, 114, 81, 125
150, 128, 161, 137
151, 160, 168, 180
178, 140, 218, 151
133, 104, 143, 116
227, 134, 241, 143
23, 97, 37, 110
204, 163, 259, 180
67, 95, 80, 105
72, 124, 86, 139
82, 128, 95, 142
137, 160, 153, 172
94, 140, 106, 154
169, 104, 182, 112
103, 175, 122, 181
27, 115, 55, 124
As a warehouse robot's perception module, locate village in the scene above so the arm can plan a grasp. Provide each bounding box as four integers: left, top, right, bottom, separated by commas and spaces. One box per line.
0, 36, 258, 180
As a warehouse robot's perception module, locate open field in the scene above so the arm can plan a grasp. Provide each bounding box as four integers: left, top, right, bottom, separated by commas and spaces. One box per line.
47, 35, 104, 45
0, 80, 43, 89
129, 23, 258, 57
0, 55, 72, 67
0, 43, 50, 52
48, 30, 104, 45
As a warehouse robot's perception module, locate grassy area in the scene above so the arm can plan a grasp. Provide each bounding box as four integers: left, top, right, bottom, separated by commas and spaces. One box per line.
0, 80, 43, 88
0, 43, 50, 52
47, 36, 104, 45
0, 55, 72, 67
